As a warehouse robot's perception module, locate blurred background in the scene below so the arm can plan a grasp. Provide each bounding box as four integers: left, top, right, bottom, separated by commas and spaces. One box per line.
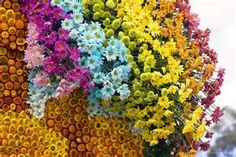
189, 0, 236, 156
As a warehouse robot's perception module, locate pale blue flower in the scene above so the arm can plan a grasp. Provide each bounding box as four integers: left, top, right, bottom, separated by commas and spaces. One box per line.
77, 23, 88, 33
110, 67, 123, 82
90, 22, 102, 32
93, 72, 105, 84
95, 43, 106, 53
81, 31, 96, 44
101, 82, 115, 100
61, 19, 74, 31
118, 65, 131, 80
53, 1, 133, 116
68, 0, 84, 12
104, 50, 117, 61
55, 1, 71, 12
85, 55, 103, 70
72, 12, 84, 25
117, 84, 130, 100
106, 37, 127, 63
51, 0, 63, 6
69, 28, 79, 39
90, 50, 102, 57
94, 30, 106, 43
108, 36, 117, 47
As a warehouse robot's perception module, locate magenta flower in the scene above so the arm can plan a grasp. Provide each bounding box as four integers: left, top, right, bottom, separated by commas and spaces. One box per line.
53, 50, 68, 61
66, 69, 78, 82
43, 59, 57, 74
200, 141, 211, 151
54, 65, 66, 75
54, 40, 68, 52
58, 28, 70, 41
205, 132, 213, 139
70, 47, 80, 61
45, 32, 58, 47
66, 67, 94, 94
211, 107, 224, 123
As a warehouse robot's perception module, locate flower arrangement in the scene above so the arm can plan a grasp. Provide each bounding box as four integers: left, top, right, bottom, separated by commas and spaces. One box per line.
0, 110, 69, 156
50, 0, 224, 154
0, 0, 29, 113
0, 0, 225, 156
20, 1, 94, 118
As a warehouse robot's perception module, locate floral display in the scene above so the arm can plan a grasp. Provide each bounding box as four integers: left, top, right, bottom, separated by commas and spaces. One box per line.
0, 0, 27, 51
0, 0, 225, 156
0, 110, 69, 156
19, 0, 94, 118
45, 88, 143, 157
0, 0, 28, 113
0, 46, 29, 112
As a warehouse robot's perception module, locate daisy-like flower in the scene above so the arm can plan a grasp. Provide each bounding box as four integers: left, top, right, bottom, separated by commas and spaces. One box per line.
110, 67, 123, 82
117, 84, 130, 100
72, 12, 84, 25
93, 72, 105, 84
106, 37, 127, 62
57, 28, 70, 41
101, 82, 115, 100
94, 30, 106, 43
69, 28, 79, 39
81, 30, 96, 44
61, 18, 74, 30
119, 65, 131, 80
26, 23, 39, 46
70, 47, 80, 61
104, 50, 117, 61
90, 50, 102, 57
85, 55, 103, 70
77, 23, 88, 33
27, 84, 50, 119
53, 50, 68, 61
45, 32, 58, 47
54, 40, 68, 52
43, 59, 57, 75
24, 44, 45, 67
55, 79, 77, 98
108, 36, 117, 48
90, 22, 102, 32
67, 0, 84, 12
33, 73, 49, 87
51, 0, 61, 6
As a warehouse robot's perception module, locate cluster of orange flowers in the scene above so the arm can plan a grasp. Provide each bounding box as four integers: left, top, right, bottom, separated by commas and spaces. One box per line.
45, 89, 143, 157
0, 47, 28, 112
0, 0, 28, 113
0, 0, 27, 51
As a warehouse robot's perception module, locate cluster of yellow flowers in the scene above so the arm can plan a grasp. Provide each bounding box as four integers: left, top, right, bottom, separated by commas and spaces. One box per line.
45, 88, 144, 157
0, 110, 69, 156
82, 0, 208, 147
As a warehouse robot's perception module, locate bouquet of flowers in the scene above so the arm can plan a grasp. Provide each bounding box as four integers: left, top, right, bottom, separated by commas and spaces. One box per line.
0, 0, 225, 156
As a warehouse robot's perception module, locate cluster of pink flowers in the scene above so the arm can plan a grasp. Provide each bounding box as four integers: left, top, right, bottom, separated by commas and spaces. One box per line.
24, 23, 45, 68
21, 1, 93, 99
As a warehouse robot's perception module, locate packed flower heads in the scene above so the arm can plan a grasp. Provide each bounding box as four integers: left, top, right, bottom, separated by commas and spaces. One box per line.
20, 1, 94, 118
17, 0, 225, 156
